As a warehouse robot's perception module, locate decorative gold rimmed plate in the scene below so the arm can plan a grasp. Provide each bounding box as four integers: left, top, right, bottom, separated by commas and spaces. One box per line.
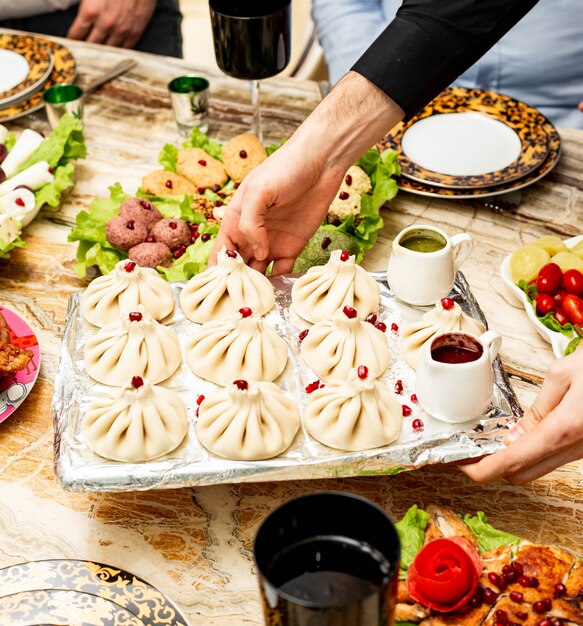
379, 116, 561, 200
0, 37, 76, 123
382, 87, 551, 189
0, 559, 191, 626
0, 33, 53, 109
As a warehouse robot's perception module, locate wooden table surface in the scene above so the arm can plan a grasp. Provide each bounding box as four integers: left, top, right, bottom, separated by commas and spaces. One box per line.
0, 38, 582, 625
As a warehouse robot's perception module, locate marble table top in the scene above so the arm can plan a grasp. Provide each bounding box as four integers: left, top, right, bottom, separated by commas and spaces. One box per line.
0, 37, 582, 625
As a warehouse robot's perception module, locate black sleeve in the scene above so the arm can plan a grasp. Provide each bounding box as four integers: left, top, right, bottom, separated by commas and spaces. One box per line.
351, 0, 540, 119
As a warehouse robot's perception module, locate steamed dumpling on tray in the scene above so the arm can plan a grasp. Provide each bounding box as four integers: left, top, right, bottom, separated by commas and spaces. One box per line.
402, 298, 485, 370
81, 259, 175, 328
305, 366, 402, 451
83, 376, 188, 462
196, 380, 300, 460
84, 305, 181, 385
185, 307, 288, 385
291, 249, 380, 323
300, 306, 390, 380
180, 247, 275, 323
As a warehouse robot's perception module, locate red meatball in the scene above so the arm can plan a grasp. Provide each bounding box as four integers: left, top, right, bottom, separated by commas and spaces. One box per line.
119, 197, 162, 230
105, 216, 148, 251
128, 242, 172, 268
150, 218, 190, 250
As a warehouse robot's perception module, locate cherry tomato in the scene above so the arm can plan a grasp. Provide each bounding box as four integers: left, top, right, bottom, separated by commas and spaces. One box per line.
534, 293, 555, 315
553, 289, 568, 308
562, 269, 583, 295
554, 309, 569, 326
536, 263, 562, 295
563, 294, 583, 325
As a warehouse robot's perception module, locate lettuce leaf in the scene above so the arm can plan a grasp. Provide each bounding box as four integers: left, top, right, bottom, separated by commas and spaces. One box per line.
396, 505, 430, 578
0, 235, 25, 259
34, 162, 76, 208
183, 127, 223, 160
462, 512, 521, 553
4, 132, 16, 151
565, 336, 581, 356
518, 279, 575, 337
158, 143, 178, 172
73, 241, 125, 278
158, 223, 219, 281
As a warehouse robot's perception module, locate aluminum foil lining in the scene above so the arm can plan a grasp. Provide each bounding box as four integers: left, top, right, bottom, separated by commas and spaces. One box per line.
52, 271, 522, 492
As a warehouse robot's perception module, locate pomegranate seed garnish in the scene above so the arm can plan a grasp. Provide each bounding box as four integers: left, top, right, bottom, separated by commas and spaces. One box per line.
201, 233, 210, 242
305, 381, 320, 394
541, 598, 552, 611
366, 313, 377, 325
488, 573, 506, 590
495, 610, 509, 625
239, 307, 253, 318
146, 235, 155, 243
197, 186, 206, 194
235, 182, 240, 189
218, 192, 227, 198
502, 565, 513, 575
343, 305, 357, 319
299, 329, 309, 342
530, 577, 540, 588
196, 394, 205, 405
412, 418, 424, 431
511, 562, 524, 575
469, 587, 483, 608
516, 612, 528, 621
172, 247, 186, 259
550, 620, 562, 626
190, 223, 199, 231
339, 191, 349, 200
402, 405, 412, 417
129, 312, 142, 322
375, 322, 387, 332
212, 184, 221, 192
225, 249, 237, 258
537, 621, 552, 626
15, 197, 25, 207
233, 380, 248, 391
340, 250, 350, 261
357, 365, 368, 380
48, 166, 54, 174
554, 582, 567, 597
320, 384, 325, 388
191, 232, 200, 240
126, 220, 135, 230
391, 322, 399, 333
532, 601, 546, 614
321, 236, 332, 250
345, 174, 352, 186
441, 298, 455, 310
198, 159, 207, 166
483, 588, 498, 604
504, 569, 518, 583
124, 261, 136, 272
131, 375, 144, 389
239, 150, 247, 158
139, 199, 152, 210
411, 394, 418, 403
214, 200, 223, 207
168, 221, 177, 229
510, 591, 523, 603
394, 380, 403, 394
165, 179, 173, 189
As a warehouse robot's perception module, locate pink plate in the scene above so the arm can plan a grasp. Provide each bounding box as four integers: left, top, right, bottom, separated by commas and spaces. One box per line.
0, 306, 41, 424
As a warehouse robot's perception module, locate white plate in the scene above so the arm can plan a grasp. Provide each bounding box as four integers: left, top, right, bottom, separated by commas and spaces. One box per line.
500, 235, 583, 358
0, 49, 30, 93
402, 112, 522, 177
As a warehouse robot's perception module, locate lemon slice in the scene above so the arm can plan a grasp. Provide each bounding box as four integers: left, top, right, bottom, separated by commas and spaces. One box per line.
550, 251, 583, 273
530, 235, 569, 256
509, 245, 550, 284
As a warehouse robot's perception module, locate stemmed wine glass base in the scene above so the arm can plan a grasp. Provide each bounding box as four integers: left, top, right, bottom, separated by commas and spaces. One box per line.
250, 79, 263, 143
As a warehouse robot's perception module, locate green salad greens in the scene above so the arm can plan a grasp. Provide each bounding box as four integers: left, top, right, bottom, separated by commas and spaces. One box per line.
71, 128, 400, 281
462, 511, 521, 553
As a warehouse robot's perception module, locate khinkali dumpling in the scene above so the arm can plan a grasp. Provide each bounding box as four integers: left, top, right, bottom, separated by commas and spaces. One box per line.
180, 247, 275, 323
185, 308, 288, 385
300, 306, 390, 380
402, 298, 485, 370
291, 249, 380, 323
84, 305, 181, 385
81, 259, 174, 327
305, 366, 402, 451
83, 376, 187, 462
196, 380, 300, 460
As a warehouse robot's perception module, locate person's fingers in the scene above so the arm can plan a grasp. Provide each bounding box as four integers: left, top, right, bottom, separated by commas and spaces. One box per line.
503, 405, 544, 444
237, 184, 273, 261
271, 257, 296, 276
67, 12, 94, 40
248, 257, 269, 274
86, 19, 111, 44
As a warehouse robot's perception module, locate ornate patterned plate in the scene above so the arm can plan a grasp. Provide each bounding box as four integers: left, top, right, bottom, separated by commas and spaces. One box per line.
379, 116, 561, 200
0, 33, 53, 109
0, 37, 76, 123
0, 559, 191, 626
0, 306, 40, 425
381, 87, 551, 189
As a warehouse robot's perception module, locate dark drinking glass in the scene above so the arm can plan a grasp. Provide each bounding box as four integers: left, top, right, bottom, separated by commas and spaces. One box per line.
209, 0, 291, 142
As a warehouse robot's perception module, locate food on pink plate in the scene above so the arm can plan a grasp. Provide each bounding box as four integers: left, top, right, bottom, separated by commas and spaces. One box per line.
128, 241, 172, 268
105, 215, 149, 250
150, 217, 190, 250
118, 197, 162, 230
0, 311, 33, 378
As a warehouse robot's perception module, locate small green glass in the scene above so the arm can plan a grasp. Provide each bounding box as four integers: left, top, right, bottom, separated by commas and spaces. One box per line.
43, 83, 84, 129
168, 75, 209, 136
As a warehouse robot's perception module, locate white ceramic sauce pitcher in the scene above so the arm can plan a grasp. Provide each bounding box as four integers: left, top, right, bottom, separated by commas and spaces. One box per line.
415, 330, 502, 423
386, 224, 473, 306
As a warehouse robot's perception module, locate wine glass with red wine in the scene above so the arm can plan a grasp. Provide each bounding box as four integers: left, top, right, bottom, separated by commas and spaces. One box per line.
209, 0, 291, 142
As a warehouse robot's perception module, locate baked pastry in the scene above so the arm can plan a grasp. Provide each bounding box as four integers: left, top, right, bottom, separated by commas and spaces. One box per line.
402, 298, 485, 370
300, 306, 390, 380
81, 259, 175, 328
141, 170, 197, 197
291, 249, 380, 323
222, 133, 267, 183
196, 380, 300, 460
180, 247, 275, 323
84, 305, 181, 385
83, 375, 187, 462
176, 147, 228, 189
305, 366, 402, 451
185, 308, 288, 385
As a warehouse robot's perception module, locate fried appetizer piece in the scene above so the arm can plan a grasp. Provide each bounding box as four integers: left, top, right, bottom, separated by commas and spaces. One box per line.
0, 343, 33, 377
222, 133, 267, 182
424, 504, 480, 551
0, 311, 9, 345
176, 148, 228, 189
141, 170, 197, 197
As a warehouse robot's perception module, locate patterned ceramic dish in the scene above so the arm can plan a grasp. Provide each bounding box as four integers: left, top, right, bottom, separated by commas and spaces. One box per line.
0, 306, 41, 426
381, 87, 553, 189
0, 37, 76, 123
500, 235, 583, 358
0, 559, 190, 626
0, 33, 53, 109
